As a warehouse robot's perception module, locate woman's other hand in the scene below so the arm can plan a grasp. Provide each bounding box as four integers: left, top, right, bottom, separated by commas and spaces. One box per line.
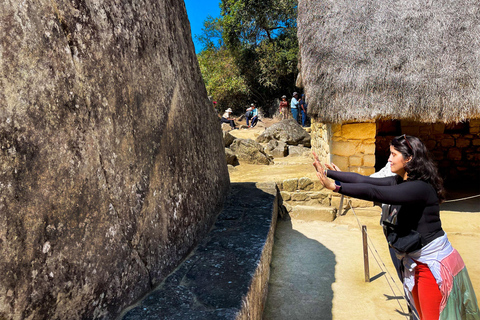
312, 152, 336, 190
325, 163, 341, 171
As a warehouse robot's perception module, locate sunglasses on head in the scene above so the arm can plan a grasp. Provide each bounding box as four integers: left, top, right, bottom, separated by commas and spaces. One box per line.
403, 134, 413, 151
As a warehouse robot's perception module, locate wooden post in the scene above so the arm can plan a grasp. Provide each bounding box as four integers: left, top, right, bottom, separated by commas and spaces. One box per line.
362, 225, 370, 282
338, 194, 344, 216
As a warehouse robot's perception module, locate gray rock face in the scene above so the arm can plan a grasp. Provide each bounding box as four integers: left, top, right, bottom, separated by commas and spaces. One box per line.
0, 1, 229, 319
225, 148, 239, 166
256, 119, 311, 147
223, 131, 236, 147
265, 140, 288, 158
288, 145, 312, 157
229, 139, 273, 165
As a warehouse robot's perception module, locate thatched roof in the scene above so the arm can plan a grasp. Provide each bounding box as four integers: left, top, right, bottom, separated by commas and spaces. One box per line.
298, 0, 480, 123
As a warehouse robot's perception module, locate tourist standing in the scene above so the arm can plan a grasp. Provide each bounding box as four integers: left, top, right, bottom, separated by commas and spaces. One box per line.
313, 135, 480, 320
291, 92, 299, 123
299, 93, 308, 127
279, 95, 289, 120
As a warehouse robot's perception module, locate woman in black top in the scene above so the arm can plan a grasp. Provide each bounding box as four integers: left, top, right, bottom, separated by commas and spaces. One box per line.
313, 135, 479, 320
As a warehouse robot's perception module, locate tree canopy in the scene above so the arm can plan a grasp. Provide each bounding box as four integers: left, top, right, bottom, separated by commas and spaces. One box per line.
195, 0, 299, 115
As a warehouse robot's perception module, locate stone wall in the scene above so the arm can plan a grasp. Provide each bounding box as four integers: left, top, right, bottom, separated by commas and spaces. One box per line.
311, 120, 376, 176
377, 119, 480, 182
0, 1, 229, 319
310, 119, 330, 165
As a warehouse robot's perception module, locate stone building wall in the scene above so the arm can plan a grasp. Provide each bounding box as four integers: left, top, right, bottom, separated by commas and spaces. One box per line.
311, 119, 376, 176
377, 119, 480, 183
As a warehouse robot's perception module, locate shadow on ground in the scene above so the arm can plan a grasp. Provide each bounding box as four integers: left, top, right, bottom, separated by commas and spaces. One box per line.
263, 220, 335, 320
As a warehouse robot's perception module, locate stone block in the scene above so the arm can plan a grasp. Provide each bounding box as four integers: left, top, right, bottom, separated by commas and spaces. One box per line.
401, 126, 420, 135
330, 196, 349, 209
469, 119, 480, 127
291, 192, 308, 201
469, 126, 480, 134
341, 123, 376, 140
275, 180, 284, 190
313, 180, 325, 191
321, 197, 331, 206
290, 205, 336, 222
283, 178, 298, 192
350, 166, 375, 176
308, 192, 329, 200
447, 148, 462, 161
222, 123, 233, 131
433, 123, 445, 134
356, 142, 376, 155
364, 154, 376, 167
284, 202, 293, 212
425, 140, 437, 150
331, 141, 358, 157
473, 139, 480, 146
331, 155, 349, 171
298, 177, 314, 191
456, 138, 471, 148
441, 139, 455, 147
349, 156, 363, 167
280, 191, 291, 201
331, 124, 342, 137
349, 199, 374, 208
419, 125, 433, 135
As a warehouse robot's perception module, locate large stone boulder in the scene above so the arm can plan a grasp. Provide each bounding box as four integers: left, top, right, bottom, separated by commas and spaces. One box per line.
265, 140, 288, 158
229, 139, 273, 165
256, 119, 311, 147
223, 131, 236, 147
225, 148, 239, 166
0, 1, 229, 319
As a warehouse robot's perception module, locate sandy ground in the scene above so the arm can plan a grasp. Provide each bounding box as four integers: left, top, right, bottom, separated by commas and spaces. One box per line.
228, 119, 480, 320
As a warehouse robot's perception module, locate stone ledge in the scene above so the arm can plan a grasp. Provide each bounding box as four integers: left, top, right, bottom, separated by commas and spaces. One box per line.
120, 182, 278, 320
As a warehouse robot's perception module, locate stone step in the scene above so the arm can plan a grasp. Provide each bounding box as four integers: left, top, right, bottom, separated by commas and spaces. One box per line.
289, 205, 336, 222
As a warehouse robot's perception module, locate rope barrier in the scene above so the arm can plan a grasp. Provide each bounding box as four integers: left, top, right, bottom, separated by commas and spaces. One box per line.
347, 199, 421, 320
444, 194, 480, 203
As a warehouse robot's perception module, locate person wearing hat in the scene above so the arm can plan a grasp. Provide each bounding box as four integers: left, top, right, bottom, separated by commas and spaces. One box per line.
221, 108, 238, 129
291, 92, 300, 123
279, 95, 288, 120
245, 103, 258, 128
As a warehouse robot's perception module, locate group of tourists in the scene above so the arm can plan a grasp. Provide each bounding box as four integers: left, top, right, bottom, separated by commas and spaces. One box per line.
280, 92, 308, 127
313, 135, 480, 320
220, 103, 258, 130
219, 91, 309, 130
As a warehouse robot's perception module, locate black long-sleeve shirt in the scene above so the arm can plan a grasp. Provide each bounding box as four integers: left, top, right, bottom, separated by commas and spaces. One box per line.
327, 171, 444, 245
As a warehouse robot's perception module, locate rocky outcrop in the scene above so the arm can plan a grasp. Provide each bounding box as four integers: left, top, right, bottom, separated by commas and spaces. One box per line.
223, 131, 236, 147
225, 148, 239, 166
230, 139, 273, 165
265, 140, 288, 158
0, 1, 229, 319
256, 119, 311, 147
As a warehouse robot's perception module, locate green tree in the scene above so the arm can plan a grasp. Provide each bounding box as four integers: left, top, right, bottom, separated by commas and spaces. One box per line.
196, 0, 298, 116
197, 47, 249, 111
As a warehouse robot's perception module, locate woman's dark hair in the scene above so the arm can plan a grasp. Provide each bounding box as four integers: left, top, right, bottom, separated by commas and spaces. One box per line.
390, 135, 445, 202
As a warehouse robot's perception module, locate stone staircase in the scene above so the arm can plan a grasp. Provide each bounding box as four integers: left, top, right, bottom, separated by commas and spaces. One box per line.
277, 177, 373, 222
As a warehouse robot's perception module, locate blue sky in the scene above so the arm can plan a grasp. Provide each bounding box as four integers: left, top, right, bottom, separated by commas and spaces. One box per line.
184, 0, 221, 53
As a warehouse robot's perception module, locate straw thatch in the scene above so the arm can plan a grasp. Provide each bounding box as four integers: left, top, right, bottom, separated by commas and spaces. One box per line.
298, 0, 480, 123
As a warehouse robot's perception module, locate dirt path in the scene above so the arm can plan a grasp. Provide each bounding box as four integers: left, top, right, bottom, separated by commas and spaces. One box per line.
228, 120, 480, 320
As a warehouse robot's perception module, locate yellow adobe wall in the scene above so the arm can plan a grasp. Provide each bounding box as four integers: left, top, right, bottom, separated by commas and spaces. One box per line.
311, 120, 376, 175
310, 119, 330, 165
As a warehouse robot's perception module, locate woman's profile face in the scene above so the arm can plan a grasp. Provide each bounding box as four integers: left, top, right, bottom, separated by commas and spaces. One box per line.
388, 145, 408, 176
